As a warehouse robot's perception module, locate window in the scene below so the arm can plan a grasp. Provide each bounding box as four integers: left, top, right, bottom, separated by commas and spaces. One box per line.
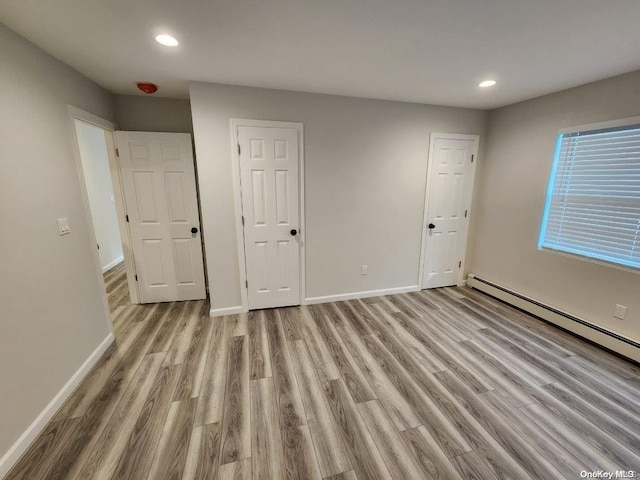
539, 119, 640, 269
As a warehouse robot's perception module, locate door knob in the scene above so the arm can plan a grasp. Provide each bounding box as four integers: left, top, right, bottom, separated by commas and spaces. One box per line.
428, 223, 436, 229
290, 229, 297, 236
191, 227, 198, 234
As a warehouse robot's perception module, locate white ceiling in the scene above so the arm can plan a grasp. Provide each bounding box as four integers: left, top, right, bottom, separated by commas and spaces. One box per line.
2, 0, 640, 109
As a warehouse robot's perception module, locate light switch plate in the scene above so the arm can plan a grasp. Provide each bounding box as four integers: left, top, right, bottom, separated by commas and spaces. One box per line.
57, 218, 70, 236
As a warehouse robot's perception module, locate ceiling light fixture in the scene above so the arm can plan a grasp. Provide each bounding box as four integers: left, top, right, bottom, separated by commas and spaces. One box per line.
155, 34, 179, 47
478, 80, 497, 88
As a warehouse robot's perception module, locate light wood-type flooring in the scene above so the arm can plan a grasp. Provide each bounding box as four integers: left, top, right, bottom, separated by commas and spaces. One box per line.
6, 276, 640, 479
103, 261, 130, 312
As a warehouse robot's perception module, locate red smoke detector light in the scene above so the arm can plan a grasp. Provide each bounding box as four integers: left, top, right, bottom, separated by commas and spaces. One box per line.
137, 82, 158, 95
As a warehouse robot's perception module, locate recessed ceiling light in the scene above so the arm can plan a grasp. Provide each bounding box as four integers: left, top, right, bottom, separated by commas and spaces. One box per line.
478, 80, 497, 88
155, 34, 179, 47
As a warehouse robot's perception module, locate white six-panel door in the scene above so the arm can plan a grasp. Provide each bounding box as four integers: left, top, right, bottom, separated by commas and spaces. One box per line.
238, 125, 301, 310
422, 135, 478, 289
115, 131, 206, 303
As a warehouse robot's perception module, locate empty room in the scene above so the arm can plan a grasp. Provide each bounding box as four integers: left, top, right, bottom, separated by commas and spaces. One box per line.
1, 1, 640, 479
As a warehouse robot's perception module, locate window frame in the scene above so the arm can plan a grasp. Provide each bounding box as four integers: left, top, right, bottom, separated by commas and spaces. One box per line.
538, 115, 640, 273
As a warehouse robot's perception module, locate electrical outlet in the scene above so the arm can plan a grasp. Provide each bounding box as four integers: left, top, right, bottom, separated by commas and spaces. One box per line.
57, 218, 70, 236
361, 264, 368, 275
614, 304, 627, 320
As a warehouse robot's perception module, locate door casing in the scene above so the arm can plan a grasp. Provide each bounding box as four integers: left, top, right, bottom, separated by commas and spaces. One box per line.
67, 105, 140, 326
418, 132, 480, 289
230, 119, 306, 312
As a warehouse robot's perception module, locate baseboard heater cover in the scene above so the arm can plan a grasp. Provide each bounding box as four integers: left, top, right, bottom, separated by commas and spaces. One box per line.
466, 273, 640, 364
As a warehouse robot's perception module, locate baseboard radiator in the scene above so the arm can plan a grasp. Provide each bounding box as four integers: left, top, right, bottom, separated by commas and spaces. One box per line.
466, 274, 640, 364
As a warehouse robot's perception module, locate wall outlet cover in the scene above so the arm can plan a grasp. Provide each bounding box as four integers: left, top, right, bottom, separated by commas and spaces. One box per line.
614, 304, 627, 320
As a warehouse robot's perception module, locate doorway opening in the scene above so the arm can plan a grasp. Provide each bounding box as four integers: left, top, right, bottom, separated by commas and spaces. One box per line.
73, 118, 129, 312
68, 106, 140, 327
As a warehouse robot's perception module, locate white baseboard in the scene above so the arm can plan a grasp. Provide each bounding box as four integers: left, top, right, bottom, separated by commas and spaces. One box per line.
102, 255, 124, 273
0, 333, 115, 478
304, 285, 420, 305
209, 305, 246, 317
466, 274, 640, 363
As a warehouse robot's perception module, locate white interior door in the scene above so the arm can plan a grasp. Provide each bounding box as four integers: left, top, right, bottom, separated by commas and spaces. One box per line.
238, 125, 301, 310
115, 131, 206, 303
422, 134, 478, 289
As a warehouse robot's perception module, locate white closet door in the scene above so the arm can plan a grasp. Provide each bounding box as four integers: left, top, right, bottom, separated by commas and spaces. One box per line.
238, 125, 300, 310
422, 135, 478, 289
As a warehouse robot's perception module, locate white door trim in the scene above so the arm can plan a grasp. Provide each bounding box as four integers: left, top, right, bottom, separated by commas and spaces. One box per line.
230, 119, 306, 312
418, 132, 479, 289
67, 106, 140, 313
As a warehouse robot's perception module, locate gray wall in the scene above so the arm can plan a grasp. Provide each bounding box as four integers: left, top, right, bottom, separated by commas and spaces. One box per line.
0, 25, 114, 458
470, 70, 640, 343
114, 95, 193, 133
190, 82, 487, 310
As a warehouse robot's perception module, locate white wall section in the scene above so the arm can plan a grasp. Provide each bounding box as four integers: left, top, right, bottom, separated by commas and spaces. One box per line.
190, 82, 486, 311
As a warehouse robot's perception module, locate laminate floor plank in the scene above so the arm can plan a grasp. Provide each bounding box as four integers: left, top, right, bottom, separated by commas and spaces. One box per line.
401, 426, 465, 480
309, 310, 376, 403
147, 301, 189, 353
369, 304, 450, 375
480, 327, 640, 421
337, 324, 422, 431
324, 470, 358, 480
163, 301, 200, 366
182, 422, 222, 480
541, 382, 640, 449
356, 399, 427, 480
356, 331, 472, 458
57, 303, 170, 421
249, 310, 273, 379
250, 378, 286, 480
264, 310, 321, 480
146, 398, 197, 480
173, 314, 214, 401
434, 369, 568, 480
75, 353, 165, 480
323, 379, 393, 480
278, 306, 305, 341
111, 363, 183, 480
333, 301, 371, 337
227, 313, 248, 337
3, 418, 82, 480
451, 451, 500, 480
8, 286, 640, 480
194, 317, 228, 426
300, 306, 342, 382
288, 339, 352, 477
219, 335, 251, 465
519, 402, 620, 472
218, 457, 251, 480
480, 390, 590, 479
386, 307, 493, 393
38, 321, 172, 479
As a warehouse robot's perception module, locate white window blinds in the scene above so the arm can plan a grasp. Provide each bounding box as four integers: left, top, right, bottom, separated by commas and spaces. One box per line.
539, 124, 640, 269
